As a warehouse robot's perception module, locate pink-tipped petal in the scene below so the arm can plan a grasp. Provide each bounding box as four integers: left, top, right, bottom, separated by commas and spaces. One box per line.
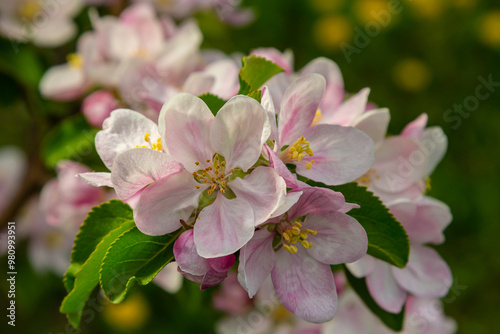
194, 193, 255, 258
96, 109, 161, 170
305, 212, 368, 265
297, 124, 374, 185
111, 148, 183, 200
210, 95, 270, 172
322, 88, 370, 126
238, 228, 276, 298
286, 186, 345, 220
278, 74, 326, 147
272, 247, 337, 323
134, 170, 202, 236
264, 144, 298, 188
392, 244, 452, 298
401, 113, 428, 139
159, 93, 214, 172
174, 229, 210, 276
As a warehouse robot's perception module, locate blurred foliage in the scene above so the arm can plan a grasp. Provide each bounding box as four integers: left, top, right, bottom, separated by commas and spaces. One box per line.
1, 0, 499, 333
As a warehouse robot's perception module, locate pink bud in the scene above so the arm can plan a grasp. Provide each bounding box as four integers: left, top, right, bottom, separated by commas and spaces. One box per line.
82, 90, 119, 128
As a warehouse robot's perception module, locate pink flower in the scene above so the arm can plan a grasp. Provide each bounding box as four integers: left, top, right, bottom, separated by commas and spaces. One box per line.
238, 186, 368, 323
82, 90, 120, 128
0, 146, 27, 215
152, 262, 183, 293
174, 229, 235, 290
101, 94, 286, 258
0, 0, 83, 47
213, 271, 253, 315
346, 197, 453, 313
264, 73, 374, 186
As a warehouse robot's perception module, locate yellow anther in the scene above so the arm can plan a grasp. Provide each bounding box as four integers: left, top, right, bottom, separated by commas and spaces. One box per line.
289, 245, 298, 253
195, 185, 201, 189
192, 171, 197, 176
283, 244, 292, 253
67, 53, 83, 68
301, 240, 310, 249
283, 233, 291, 242
221, 161, 226, 167
206, 158, 211, 163
195, 161, 200, 165
231, 168, 235, 173
425, 177, 432, 192
291, 226, 301, 235
294, 221, 302, 228
144, 133, 151, 142
220, 188, 225, 193
306, 229, 317, 236
305, 162, 313, 170
300, 232, 308, 239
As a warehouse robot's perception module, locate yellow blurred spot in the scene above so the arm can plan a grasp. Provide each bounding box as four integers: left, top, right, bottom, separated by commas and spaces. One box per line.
314, 15, 353, 50
310, 0, 344, 12
18, 1, 40, 20
478, 11, 500, 48
45, 231, 63, 249
103, 293, 150, 331
392, 58, 431, 92
408, 0, 447, 19
67, 53, 83, 69
354, 0, 392, 25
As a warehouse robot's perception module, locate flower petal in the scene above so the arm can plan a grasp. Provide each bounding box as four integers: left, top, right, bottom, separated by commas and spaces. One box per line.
346, 255, 377, 278
305, 212, 368, 265
96, 109, 161, 170
272, 247, 337, 323
210, 95, 270, 171
322, 88, 370, 126
286, 186, 345, 220
159, 93, 214, 172
238, 228, 276, 298
78, 172, 113, 187
421, 126, 447, 176
134, 170, 202, 235
194, 193, 255, 258
173, 229, 209, 276
352, 108, 390, 147
366, 260, 407, 313
388, 197, 452, 245
392, 244, 452, 298
401, 113, 428, 139
278, 74, 326, 147
297, 124, 374, 185
111, 148, 183, 200
229, 166, 286, 226
39, 63, 88, 101
263, 144, 298, 188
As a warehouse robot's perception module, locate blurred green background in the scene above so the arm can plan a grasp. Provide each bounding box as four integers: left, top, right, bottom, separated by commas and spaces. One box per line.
1, 0, 499, 333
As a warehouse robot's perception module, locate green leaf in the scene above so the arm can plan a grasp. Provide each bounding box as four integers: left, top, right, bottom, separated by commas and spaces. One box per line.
238, 56, 284, 95
198, 93, 227, 115
247, 90, 262, 103
100, 227, 183, 303
60, 200, 135, 328
41, 114, 98, 168
344, 266, 405, 331
307, 181, 409, 268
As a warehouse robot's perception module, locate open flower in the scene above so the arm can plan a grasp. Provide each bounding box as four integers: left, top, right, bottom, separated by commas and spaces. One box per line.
108, 93, 286, 258
238, 186, 368, 323
265, 73, 374, 186
347, 196, 453, 313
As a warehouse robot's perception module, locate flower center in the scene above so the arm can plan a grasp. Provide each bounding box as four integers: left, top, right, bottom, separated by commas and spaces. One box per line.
280, 136, 316, 170
67, 53, 84, 69
356, 168, 379, 187
192, 154, 235, 194
135, 132, 163, 151
279, 221, 317, 254
18, 0, 40, 21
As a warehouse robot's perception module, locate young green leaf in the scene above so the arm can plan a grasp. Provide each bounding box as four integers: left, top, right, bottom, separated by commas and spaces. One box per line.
307, 181, 409, 268
60, 200, 135, 328
41, 115, 98, 168
344, 266, 405, 331
198, 93, 227, 116
238, 56, 284, 95
60, 221, 135, 328
99, 227, 183, 303
247, 90, 262, 103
